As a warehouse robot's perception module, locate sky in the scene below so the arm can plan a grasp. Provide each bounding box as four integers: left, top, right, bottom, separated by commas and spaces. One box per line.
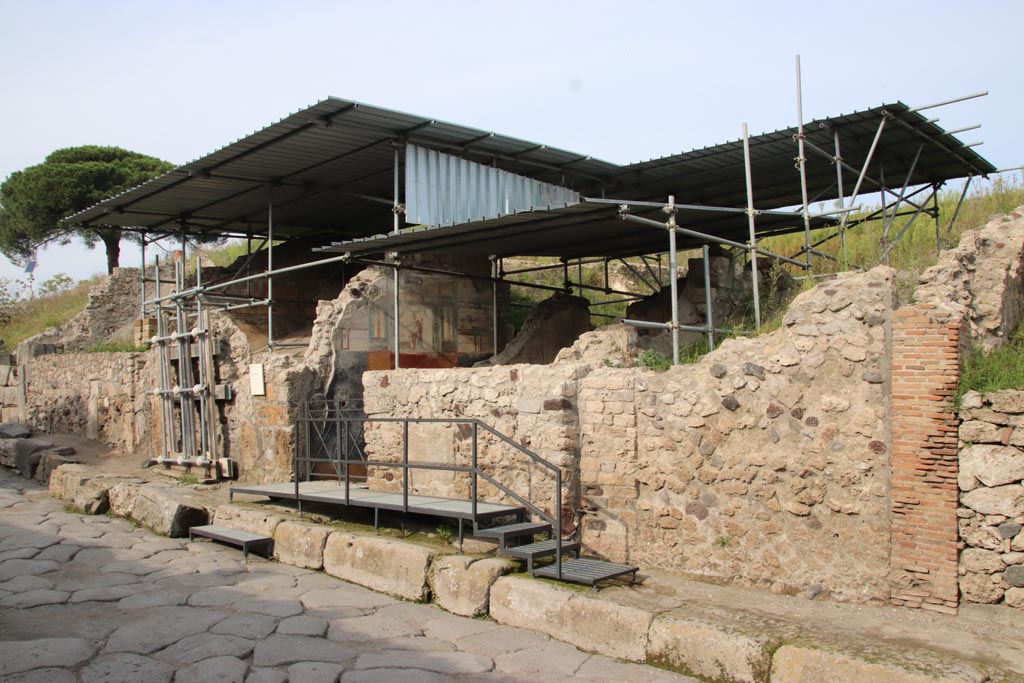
1, 0, 1022, 287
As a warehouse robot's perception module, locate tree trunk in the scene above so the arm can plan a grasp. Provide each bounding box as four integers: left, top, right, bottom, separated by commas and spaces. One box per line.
100, 229, 121, 274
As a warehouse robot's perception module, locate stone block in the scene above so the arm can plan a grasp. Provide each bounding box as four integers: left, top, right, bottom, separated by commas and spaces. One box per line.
428, 555, 516, 617
489, 576, 652, 662
770, 644, 986, 683
959, 444, 1024, 490
274, 521, 331, 570
322, 531, 436, 602
12, 439, 52, 477
961, 486, 1024, 517
53, 464, 119, 514
129, 485, 209, 536
107, 480, 145, 518
647, 613, 773, 683
33, 452, 81, 484
213, 503, 288, 537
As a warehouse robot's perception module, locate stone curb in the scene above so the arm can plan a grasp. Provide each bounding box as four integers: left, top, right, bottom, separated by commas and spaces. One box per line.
42, 464, 1013, 683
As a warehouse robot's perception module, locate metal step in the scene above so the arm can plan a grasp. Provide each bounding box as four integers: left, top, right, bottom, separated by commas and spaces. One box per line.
474, 521, 551, 549
532, 557, 639, 587
500, 539, 581, 572
188, 524, 274, 559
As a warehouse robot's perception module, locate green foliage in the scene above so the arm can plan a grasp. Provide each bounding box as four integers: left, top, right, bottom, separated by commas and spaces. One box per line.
639, 349, 672, 371
0, 146, 174, 272
758, 173, 1024, 286
86, 342, 149, 353
179, 473, 199, 486
958, 326, 1024, 402
435, 524, 455, 544
0, 274, 95, 346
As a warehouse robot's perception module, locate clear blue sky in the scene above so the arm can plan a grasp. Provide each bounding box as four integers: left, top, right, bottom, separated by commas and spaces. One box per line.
1, 0, 1021, 284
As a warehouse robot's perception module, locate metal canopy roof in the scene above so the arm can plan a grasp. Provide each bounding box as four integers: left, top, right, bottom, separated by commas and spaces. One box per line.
324, 201, 832, 260
68, 97, 995, 260
68, 97, 618, 241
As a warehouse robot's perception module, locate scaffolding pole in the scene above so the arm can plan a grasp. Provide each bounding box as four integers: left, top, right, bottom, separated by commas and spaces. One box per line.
795, 56, 813, 273
742, 123, 761, 330
666, 196, 680, 365
833, 128, 848, 266
267, 189, 275, 349
703, 245, 715, 351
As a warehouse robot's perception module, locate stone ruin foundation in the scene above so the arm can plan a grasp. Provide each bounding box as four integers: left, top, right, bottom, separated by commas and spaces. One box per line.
10, 206, 1024, 611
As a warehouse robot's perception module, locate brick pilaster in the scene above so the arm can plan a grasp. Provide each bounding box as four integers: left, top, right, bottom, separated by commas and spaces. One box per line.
889, 303, 966, 613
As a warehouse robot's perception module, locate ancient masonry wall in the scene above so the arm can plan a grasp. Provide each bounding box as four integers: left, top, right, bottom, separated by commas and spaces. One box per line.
887, 209, 1024, 611
24, 351, 147, 452
362, 363, 584, 531
888, 303, 967, 613
957, 389, 1024, 609
365, 266, 897, 602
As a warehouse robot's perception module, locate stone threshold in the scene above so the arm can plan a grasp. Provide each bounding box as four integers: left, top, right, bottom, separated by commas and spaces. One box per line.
45, 464, 1020, 683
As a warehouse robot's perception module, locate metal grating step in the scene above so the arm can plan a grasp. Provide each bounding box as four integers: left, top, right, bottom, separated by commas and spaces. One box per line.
500, 539, 581, 572
475, 522, 551, 549
189, 524, 274, 559
532, 557, 638, 587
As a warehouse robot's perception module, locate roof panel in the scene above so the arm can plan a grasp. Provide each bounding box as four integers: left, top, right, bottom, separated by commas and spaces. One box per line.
67, 97, 995, 261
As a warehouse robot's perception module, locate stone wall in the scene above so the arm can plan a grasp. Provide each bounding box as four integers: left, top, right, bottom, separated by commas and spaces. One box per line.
362, 363, 584, 530
16, 267, 153, 360
25, 351, 147, 452
916, 207, 1024, 351
364, 266, 896, 602
958, 389, 1024, 609
577, 267, 895, 602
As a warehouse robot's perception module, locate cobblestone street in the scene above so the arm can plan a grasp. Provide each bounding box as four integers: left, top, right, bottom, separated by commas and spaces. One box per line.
0, 470, 692, 682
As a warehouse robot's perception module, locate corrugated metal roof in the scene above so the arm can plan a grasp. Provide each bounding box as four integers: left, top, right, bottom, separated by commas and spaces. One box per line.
66, 97, 995, 260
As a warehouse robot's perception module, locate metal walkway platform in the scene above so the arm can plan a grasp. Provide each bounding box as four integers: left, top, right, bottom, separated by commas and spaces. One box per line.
230, 481, 524, 524
532, 557, 639, 587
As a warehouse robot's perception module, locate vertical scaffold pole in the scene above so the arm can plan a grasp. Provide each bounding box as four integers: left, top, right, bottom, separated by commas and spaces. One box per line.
666, 195, 680, 365
140, 238, 146, 318
267, 189, 274, 350
393, 264, 401, 369
392, 145, 400, 236
832, 129, 848, 267
795, 55, 813, 274
933, 183, 942, 255
491, 256, 499, 356
742, 123, 761, 330
703, 245, 715, 351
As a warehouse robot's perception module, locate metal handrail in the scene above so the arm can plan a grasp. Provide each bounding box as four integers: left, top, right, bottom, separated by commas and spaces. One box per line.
293, 406, 566, 579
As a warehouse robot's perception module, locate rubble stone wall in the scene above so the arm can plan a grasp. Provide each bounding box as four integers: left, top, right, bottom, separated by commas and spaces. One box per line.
365, 267, 897, 602
577, 267, 895, 602
362, 363, 584, 531
24, 351, 147, 452
958, 389, 1024, 609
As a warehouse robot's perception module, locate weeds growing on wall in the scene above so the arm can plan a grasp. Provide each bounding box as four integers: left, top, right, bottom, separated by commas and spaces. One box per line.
958, 326, 1024, 402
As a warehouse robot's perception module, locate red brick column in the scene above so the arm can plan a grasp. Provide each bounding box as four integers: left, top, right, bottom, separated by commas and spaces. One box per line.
889, 303, 967, 613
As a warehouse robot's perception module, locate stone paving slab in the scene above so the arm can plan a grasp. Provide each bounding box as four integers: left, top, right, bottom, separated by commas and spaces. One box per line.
0, 466, 699, 681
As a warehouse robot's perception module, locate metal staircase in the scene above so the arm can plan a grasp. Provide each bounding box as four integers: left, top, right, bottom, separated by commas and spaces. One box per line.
244, 400, 640, 588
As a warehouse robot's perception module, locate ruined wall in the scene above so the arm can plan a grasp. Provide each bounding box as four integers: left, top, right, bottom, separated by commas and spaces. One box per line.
888, 209, 1024, 612
578, 267, 895, 602
17, 267, 146, 360
364, 267, 896, 601
307, 264, 500, 402
916, 207, 1024, 351
362, 363, 583, 530
484, 293, 591, 366
958, 389, 1024, 609
25, 351, 147, 452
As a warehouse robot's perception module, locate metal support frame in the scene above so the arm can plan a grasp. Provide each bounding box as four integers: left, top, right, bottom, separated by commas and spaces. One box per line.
742, 123, 761, 330
794, 56, 814, 273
